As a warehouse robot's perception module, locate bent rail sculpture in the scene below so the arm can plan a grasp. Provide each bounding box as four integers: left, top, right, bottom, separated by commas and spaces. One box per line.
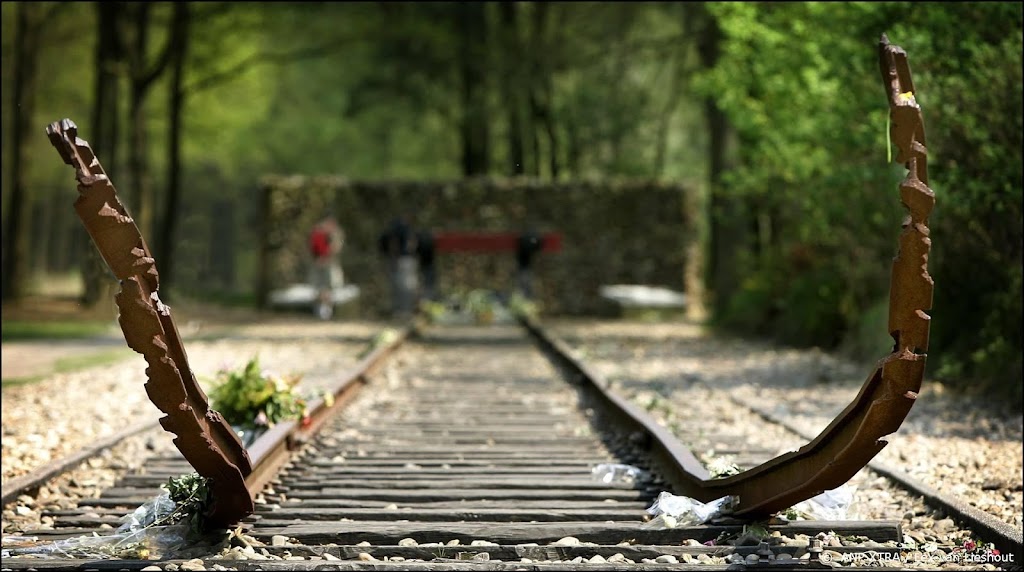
642, 35, 934, 517
525, 35, 934, 518
46, 119, 254, 527
46, 35, 933, 525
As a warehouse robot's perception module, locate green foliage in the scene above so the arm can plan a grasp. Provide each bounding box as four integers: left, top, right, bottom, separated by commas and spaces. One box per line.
463, 289, 499, 324
700, 2, 1022, 401
162, 473, 214, 537
7, 2, 1019, 404
0, 320, 113, 341
418, 289, 514, 325
360, 328, 401, 358
885, 3, 1024, 401
208, 357, 307, 430
700, 3, 901, 345
508, 292, 541, 319
419, 300, 448, 323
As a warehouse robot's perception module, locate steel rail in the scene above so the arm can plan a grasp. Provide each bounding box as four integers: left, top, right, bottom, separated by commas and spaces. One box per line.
520, 315, 712, 493
243, 324, 413, 497
0, 419, 160, 507
0, 326, 411, 522
523, 35, 937, 522
732, 392, 1024, 566
45, 118, 414, 528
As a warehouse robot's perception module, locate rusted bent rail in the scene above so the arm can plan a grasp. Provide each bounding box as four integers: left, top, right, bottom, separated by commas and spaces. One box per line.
46, 119, 254, 527
44, 35, 934, 528
46, 119, 414, 529
527, 35, 934, 519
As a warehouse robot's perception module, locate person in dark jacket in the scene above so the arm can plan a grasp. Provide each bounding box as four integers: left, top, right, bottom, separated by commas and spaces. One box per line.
516, 229, 543, 299
416, 229, 437, 302
378, 215, 419, 318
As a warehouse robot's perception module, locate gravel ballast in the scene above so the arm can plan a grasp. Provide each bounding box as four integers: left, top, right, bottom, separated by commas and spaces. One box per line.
2, 317, 1019, 570
549, 319, 1022, 529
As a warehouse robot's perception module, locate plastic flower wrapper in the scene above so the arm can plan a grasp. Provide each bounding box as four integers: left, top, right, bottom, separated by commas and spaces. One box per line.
2, 474, 219, 560
642, 491, 737, 529
783, 485, 857, 521
591, 463, 648, 485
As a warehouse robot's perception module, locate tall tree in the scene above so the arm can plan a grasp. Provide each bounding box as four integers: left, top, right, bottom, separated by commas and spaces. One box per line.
154, 2, 190, 298
498, 2, 526, 176
126, 2, 176, 239
458, 2, 490, 176
1, 2, 45, 301
79, 2, 127, 307
690, 3, 745, 319
527, 2, 558, 178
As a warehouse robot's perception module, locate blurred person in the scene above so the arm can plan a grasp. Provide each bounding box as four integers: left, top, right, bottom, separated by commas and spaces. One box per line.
378, 214, 419, 318
416, 228, 438, 302
309, 213, 344, 320
516, 227, 543, 299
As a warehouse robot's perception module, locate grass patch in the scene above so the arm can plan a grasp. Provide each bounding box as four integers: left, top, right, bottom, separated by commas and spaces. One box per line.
1, 375, 45, 388
2, 349, 134, 389
1, 320, 114, 341
53, 349, 134, 373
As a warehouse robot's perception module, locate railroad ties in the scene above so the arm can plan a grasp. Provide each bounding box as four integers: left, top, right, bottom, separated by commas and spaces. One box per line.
243, 325, 901, 562
7, 324, 904, 570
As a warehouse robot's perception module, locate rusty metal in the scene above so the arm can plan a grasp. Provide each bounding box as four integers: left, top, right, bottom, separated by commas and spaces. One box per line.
675, 35, 932, 516
524, 36, 934, 519
45, 118, 254, 527
734, 380, 1024, 563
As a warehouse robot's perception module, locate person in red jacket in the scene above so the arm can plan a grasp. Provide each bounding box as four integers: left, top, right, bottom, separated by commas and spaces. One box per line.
309, 214, 344, 320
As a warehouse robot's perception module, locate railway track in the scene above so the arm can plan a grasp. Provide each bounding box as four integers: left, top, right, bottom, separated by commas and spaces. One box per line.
5, 35, 1018, 571
7, 320, 1019, 570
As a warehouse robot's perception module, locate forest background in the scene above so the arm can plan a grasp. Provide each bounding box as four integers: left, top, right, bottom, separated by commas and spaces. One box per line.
2, 2, 1020, 404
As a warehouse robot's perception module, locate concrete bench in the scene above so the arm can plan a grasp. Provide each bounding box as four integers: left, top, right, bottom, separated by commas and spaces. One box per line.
268, 283, 360, 309
599, 284, 687, 319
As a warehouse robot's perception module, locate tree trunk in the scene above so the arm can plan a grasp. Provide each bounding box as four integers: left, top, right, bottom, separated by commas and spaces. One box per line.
527, 2, 558, 179
31, 200, 51, 280
48, 200, 73, 273
564, 112, 581, 176
80, 1, 126, 307
542, 90, 559, 179
154, 2, 189, 299
2, 3, 43, 302
683, 181, 709, 322
458, 2, 490, 176
654, 52, 682, 177
499, 2, 525, 176
128, 4, 151, 238
127, 3, 175, 240
695, 8, 747, 317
